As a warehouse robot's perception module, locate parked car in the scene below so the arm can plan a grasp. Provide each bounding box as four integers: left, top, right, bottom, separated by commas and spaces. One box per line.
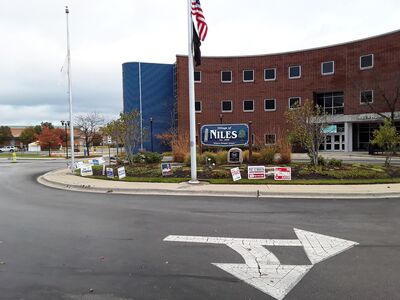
0, 146, 18, 153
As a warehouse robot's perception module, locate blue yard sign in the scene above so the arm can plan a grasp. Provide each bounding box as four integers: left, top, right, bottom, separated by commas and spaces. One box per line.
201, 124, 249, 147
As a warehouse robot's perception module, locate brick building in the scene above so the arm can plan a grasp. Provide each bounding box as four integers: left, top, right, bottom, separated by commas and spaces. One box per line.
124, 29, 400, 152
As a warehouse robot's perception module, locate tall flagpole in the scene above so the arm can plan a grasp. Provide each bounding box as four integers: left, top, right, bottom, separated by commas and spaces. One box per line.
187, 0, 198, 183
65, 6, 75, 171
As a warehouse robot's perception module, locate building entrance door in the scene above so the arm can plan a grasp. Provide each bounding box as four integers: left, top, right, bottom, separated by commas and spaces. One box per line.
322, 134, 345, 151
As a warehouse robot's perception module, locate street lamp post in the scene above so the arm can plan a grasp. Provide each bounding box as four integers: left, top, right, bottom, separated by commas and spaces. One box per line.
150, 117, 154, 152
60, 120, 70, 159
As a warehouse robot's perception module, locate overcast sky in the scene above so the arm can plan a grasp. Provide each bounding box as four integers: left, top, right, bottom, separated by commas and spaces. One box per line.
0, 0, 399, 126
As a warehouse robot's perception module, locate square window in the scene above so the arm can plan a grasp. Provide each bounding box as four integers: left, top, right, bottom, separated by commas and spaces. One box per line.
264, 68, 276, 81
321, 61, 334, 75
243, 70, 254, 82
195, 101, 202, 112
221, 100, 233, 112
194, 71, 201, 82
221, 71, 232, 83
265, 134, 276, 145
360, 90, 373, 104
360, 54, 374, 70
289, 97, 301, 109
264, 99, 276, 111
289, 65, 301, 79
243, 100, 254, 112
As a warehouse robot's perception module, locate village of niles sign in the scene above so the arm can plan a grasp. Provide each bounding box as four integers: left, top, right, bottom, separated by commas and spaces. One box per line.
200, 124, 249, 147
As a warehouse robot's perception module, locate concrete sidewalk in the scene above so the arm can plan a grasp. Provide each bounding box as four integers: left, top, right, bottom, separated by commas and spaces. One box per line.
38, 168, 400, 199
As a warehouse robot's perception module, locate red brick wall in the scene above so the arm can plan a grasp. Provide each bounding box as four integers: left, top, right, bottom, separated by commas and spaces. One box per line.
176, 30, 400, 145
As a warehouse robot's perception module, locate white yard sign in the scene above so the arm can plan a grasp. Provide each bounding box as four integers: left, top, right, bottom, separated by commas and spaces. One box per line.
117, 167, 126, 179
164, 229, 358, 300
230, 167, 242, 181
80, 164, 93, 177
248, 166, 266, 179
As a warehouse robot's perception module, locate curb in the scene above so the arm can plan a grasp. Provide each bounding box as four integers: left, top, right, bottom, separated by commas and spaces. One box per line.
37, 169, 400, 199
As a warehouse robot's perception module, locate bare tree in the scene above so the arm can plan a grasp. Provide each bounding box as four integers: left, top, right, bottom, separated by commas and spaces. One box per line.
285, 99, 328, 166
358, 68, 400, 124
120, 110, 144, 164
75, 112, 104, 156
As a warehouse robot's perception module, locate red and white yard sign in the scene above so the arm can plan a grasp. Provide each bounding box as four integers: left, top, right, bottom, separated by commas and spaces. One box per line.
274, 167, 292, 181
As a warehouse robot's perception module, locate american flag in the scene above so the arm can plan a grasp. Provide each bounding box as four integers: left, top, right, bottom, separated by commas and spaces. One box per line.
191, 0, 208, 41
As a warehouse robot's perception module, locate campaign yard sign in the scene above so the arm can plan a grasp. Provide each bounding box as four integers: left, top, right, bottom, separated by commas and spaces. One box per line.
80, 164, 93, 177
274, 167, 292, 181
248, 166, 266, 179
201, 124, 249, 147
106, 168, 114, 179
230, 167, 242, 181
117, 167, 126, 179
161, 163, 173, 176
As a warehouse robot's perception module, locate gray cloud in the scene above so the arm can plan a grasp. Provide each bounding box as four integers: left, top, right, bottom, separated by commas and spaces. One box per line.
0, 0, 399, 125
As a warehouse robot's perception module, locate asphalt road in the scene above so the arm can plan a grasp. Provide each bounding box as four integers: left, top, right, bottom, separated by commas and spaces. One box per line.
0, 161, 399, 300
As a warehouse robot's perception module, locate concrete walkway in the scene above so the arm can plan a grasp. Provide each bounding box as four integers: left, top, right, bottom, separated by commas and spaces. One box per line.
38, 168, 400, 199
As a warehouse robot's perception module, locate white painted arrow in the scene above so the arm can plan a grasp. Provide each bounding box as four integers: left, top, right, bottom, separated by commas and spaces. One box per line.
164, 229, 358, 300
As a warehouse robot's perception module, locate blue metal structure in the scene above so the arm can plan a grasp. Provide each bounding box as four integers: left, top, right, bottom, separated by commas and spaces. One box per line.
122, 62, 175, 153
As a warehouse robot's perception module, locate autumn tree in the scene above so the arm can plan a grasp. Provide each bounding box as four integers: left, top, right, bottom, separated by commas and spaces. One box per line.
75, 112, 104, 156
36, 127, 62, 157
285, 99, 328, 166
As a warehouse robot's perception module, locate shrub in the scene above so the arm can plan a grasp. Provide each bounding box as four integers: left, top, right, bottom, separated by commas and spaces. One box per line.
215, 151, 228, 165
258, 147, 277, 164
171, 132, 189, 163
328, 158, 342, 167
317, 155, 326, 166
242, 150, 261, 164
277, 137, 292, 164
200, 152, 217, 165
142, 152, 163, 163
210, 169, 230, 178
184, 153, 202, 166
243, 150, 249, 163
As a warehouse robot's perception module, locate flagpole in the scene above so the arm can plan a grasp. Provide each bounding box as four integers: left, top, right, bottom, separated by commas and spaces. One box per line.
188, 0, 198, 183
65, 6, 75, 171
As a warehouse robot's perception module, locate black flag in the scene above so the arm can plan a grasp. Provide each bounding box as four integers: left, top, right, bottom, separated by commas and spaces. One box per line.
193, 23, 201, 66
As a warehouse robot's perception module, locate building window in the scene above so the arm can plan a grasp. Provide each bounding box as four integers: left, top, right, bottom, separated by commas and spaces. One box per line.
221, 71, 232, 83
289, 97, 301, 109
243, 100, 254, 112
243, 70, 254, 82
315, 92, 344, 115
360, 54, 374, 70
321, 61, 334, 75
264, 68, 276, 81
221, 100, 233, 112
195, 101, 202, 112
194, 71, 201, 82
265, 134, 276, 145
264, 99, 276, 111
289, 65, 301, 79
360, 90, 373, 104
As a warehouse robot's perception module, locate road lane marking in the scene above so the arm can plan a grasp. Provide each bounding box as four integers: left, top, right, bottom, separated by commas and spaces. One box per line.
164, 228, 358, 300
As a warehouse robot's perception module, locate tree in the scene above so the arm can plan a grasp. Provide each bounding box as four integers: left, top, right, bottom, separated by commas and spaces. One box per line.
36, 127, 62, 157
0, 126, 13, 146
371, 119, 400, 166
40, 122, 54, 129
358, 67, 400, 125
285, 99, 328, 166
103, 119, 125, 154
75, 112, 104, 156
19, 127, 37, 147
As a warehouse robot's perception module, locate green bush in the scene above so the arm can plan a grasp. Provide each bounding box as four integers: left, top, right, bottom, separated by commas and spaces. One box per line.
328, 158, 342, 167
210, 169, 230, 178
258, 147, 277, 164
317, 155, 326, 166
132, 152, 163, 164
215, 151, 228, 165
200, 152, 217, 165
243, 150, 261, 164
184, 153, 202, 166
